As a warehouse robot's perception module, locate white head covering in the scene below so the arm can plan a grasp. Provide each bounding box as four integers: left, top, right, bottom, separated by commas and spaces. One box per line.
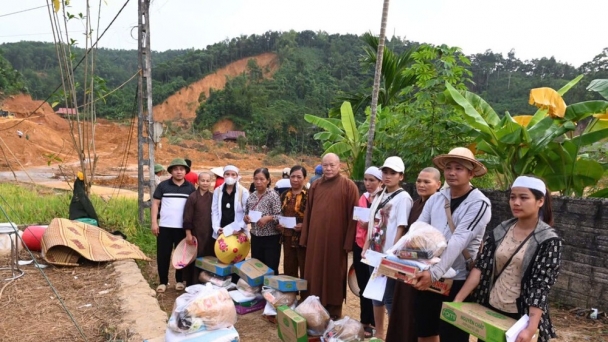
223, 165, 239, 175
512, 176, 546, 195
364, 166, 382, 181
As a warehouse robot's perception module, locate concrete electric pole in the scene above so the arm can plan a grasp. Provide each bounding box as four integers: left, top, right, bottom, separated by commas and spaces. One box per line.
137, 0, 156, 223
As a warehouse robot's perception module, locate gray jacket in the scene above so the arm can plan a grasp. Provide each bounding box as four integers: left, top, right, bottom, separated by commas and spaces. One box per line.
417, 187, 491, 281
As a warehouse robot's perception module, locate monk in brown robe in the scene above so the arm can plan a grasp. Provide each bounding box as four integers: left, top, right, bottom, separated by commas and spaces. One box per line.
182, 171, 215, 286
300, 153, 359, 319
385, 167, 442, 342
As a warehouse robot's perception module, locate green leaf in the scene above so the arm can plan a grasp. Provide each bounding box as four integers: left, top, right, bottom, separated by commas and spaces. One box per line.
563, 101, 608, 122
571, 159, 604, 195
588, 188, 608, 198
445, 82, 495, 139
570, 127, 608, 147
304, 114, 343, 135
527, 108, 548, 128
340, 102, 358, 143
587, 79, 608, 100
557, 74, 583, 96
495, 113, 522, 145
324, 141, 351, 156
51, 101, 59, 108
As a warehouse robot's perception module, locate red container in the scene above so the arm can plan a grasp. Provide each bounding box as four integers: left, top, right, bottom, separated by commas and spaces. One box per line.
22, 225, 47, 251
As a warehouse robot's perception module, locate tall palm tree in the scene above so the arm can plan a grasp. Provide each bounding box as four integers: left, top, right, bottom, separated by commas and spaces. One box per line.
365, 0, 390, 169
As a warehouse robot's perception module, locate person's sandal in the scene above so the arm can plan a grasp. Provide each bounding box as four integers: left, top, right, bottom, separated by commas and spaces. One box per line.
175, 282, 185, 291
363, 326, 375, 338
156, 284, 167, 293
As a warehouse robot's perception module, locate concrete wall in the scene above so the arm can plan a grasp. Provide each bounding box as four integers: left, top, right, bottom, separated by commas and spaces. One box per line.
356, 182, 608, 310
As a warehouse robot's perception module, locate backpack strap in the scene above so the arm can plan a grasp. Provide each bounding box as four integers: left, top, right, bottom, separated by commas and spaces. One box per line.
444, 197, 482, 271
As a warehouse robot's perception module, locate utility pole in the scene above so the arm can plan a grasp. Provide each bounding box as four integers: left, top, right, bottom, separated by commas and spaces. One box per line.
137, 0, 156, 223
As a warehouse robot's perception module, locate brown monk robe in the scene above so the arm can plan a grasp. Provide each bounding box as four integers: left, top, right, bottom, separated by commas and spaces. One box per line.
385, 197, 425, 342
300, 161, 359, 319
181, 189, 215, 286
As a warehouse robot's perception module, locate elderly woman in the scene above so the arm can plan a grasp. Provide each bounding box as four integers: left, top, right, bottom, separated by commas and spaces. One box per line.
211, 165, 250, 238
278, 166, 308, 279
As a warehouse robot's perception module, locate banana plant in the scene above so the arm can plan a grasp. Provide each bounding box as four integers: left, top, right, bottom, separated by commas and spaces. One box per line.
445, 76, 608, 196
305, 101, 391, 180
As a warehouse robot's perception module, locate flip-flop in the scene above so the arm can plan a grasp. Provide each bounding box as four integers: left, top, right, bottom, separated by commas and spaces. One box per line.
363, 326, 374, 338
156, 284, 167, 293
175, 282, 185, 291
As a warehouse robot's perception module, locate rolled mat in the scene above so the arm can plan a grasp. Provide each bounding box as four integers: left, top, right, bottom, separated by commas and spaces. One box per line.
41, 218, 150, 266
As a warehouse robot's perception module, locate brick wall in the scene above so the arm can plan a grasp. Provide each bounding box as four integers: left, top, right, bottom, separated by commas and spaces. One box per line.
356, 182, 608, 310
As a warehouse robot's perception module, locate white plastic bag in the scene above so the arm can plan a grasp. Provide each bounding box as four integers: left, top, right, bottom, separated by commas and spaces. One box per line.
387, 222, 447, 259
198, 271, 232, 288
167, 283, 237, 334
295, 295, 331, 336
322, 316, 365, 341
261, 286, 297, 308
236, 278, 261, 297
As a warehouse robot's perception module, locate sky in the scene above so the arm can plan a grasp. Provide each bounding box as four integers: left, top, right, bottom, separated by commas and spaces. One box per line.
1, 0, 607, 68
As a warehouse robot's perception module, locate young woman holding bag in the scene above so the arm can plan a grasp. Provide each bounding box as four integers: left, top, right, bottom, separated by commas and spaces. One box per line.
454, 176, 563, 342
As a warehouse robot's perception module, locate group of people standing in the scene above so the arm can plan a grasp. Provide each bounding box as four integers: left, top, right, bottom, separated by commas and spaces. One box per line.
150, 145, 562, 342
151, 159, 313, 292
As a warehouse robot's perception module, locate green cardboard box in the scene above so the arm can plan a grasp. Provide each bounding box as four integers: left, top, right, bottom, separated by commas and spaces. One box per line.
264, 275, 307, 292
440, 302, 538, 342
277, 305, 308, 342
195, 256, 233, 277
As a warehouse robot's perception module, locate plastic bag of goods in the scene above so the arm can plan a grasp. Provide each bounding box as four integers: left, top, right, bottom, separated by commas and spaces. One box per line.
236, 278, 261, 297
198, 271, 232, 288
167, 283, 237, 334
322, 316, 365, 342
262, 286, 297, 309
294, 295, 331, 336
387, 222, 447, 259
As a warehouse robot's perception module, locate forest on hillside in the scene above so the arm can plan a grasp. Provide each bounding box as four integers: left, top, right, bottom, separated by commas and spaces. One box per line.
1, 30, 607, 159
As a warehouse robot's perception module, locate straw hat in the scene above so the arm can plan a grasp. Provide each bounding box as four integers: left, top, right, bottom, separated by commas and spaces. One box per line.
172, 237, 197, 269
432, 147, 487, 177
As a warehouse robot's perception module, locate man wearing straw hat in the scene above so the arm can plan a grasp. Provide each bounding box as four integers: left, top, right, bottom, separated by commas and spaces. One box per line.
151, 158, 196, 293
413, 147, 492, 342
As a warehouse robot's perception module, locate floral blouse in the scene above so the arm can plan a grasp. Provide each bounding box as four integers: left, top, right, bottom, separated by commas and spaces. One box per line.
280, 189, 307, 247
245, 188, 281, 237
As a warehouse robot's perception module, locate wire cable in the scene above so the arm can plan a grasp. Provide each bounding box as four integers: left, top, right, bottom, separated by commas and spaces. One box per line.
0, 5, 47, 18
0, 0, 131, 131
0, 195, 89, 341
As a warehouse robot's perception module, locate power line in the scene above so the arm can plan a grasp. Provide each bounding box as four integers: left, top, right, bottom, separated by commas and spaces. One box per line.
0, 0, 131, 132
0, 5, 48, 18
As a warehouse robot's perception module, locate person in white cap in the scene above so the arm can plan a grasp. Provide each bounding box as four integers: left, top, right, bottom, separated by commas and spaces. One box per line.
412, 147, 491, 342
211, 165, 250, 239
274, 167, 292, 195
362, 156, 413, 339
454, 176, 562, 342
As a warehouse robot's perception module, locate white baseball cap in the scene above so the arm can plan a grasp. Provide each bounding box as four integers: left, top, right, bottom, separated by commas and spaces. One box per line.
381, 156, 405, 173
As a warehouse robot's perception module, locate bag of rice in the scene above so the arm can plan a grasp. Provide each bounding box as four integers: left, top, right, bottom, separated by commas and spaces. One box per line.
236, 278, 261, 297
262, 286, 297, 308
323, 316, 365, 341
387, 221, 447, 259
198, 271, 232, 288
295, 295, 330, 336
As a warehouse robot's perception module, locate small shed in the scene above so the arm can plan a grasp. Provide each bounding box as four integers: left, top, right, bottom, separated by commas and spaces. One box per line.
212, 131, 246, 142
56, 108, 77, 117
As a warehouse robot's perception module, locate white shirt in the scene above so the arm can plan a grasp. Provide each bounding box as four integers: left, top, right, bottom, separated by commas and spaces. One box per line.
371, 189, 413, 253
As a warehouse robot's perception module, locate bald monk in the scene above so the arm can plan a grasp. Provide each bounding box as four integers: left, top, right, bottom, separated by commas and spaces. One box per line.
300, 153, 360, 319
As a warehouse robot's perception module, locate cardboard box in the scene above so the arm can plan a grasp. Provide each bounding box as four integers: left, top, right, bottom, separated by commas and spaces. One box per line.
440, 302, 538, 342
232, 258, 274, 287
277, 305, 308, 342
235, 298, 266, 315
377, 258, 453, 296
264, 275, 307, 292
195, 256, 233, 277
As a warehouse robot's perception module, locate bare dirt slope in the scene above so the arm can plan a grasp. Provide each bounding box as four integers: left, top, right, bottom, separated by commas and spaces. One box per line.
152, 52, 279, 122
0, 53, 316, 180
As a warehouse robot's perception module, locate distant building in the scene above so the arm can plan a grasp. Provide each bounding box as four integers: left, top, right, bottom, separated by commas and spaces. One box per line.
56, 108, 77, 117
212, 131, 246, 142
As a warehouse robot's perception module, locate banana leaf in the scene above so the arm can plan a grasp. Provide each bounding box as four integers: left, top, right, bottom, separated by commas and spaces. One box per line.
340, 102, 358, 144
563, 101, 608, 122
587, 79, 608, 100
445, 82, 496, 141
304, 114, 343, 135
588, 188, 608, 198
557, 74, 584, 96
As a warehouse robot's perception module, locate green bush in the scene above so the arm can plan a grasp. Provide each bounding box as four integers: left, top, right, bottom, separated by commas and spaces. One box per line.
200, 129, 212, 140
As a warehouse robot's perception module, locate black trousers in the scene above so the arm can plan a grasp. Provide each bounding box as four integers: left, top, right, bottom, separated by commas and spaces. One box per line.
157, 227, 186, 285
251, 234, 281, 275
352, 242, 375, 326
415, 279, 469, 341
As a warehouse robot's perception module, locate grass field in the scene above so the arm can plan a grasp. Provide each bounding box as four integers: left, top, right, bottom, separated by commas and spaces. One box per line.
0, 182, 156, 256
